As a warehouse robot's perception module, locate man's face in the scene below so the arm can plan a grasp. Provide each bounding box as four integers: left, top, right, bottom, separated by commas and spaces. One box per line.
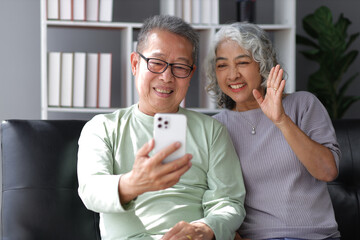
131, 30, 195, 116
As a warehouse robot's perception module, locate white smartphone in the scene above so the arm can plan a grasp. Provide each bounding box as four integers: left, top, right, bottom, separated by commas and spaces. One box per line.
153, 113, 187, 163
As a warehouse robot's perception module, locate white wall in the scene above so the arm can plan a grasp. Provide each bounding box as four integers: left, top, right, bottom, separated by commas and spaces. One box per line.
0, 0, 41, 122
0, 0, 41, 235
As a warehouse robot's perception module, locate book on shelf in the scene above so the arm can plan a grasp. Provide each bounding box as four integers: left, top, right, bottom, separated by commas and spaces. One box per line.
175, 0, 183, 19
73, 52, 86, 108
182, 0, 192, 23
159, 0, 219, 25
47, 51, 113, 109
48, 52, 61, 106
160, 0, 176, 16
86, 0, 99, 21
191, 0, 201, 24
47, 0, 59, 20
201, 0, 212, 24
98, 53, 112, 108
85, 53, 99, 108
59, 0, 72, 20
99, 0, 113, 22
60, 52, 74, 107
211, 0, 219, 24
47, 0, 114, 22
73, 0, 86, 21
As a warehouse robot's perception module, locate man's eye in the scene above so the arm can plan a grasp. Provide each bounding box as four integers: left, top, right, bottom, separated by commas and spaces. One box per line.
150, 61, 165, 66
173, 65, 187, 71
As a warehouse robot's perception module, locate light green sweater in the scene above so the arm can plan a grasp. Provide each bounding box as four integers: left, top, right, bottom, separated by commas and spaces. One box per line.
77, 105, 246, 240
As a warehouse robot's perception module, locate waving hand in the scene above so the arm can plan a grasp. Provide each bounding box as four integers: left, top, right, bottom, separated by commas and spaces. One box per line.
253, 64, 286, 124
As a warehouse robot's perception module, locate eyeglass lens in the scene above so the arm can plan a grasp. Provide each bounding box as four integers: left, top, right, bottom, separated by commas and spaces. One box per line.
147, 59, 192, 78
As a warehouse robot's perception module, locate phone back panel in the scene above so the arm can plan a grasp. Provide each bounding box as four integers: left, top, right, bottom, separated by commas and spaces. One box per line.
153, 113, 187, 163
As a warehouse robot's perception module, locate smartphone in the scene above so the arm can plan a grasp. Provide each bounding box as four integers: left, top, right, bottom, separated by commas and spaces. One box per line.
153, 113, 187, 163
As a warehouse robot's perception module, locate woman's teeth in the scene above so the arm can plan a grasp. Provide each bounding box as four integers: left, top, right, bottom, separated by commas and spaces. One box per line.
230, 83, 245, 89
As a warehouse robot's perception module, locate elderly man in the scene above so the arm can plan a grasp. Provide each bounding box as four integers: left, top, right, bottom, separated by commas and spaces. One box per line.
77, 15, 246, 240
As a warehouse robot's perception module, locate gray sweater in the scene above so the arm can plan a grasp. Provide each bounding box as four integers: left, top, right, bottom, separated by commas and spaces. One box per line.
213, 91, 341, 240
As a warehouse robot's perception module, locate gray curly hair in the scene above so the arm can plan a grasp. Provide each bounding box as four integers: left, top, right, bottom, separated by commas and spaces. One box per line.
204, 22, 284, 109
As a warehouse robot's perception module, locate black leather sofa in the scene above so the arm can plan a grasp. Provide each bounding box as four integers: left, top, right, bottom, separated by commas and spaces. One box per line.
1, 120, 99, 240
327, 119, 360, 239
1, 119, 359, 239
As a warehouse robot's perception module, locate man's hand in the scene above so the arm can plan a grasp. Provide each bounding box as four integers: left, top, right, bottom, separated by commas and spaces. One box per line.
119, 139, 192, 204
234, 232, 250, 240
162, 221, 214, 240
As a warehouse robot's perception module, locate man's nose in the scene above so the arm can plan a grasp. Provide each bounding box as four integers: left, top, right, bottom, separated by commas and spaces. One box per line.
161, 66, 175, 82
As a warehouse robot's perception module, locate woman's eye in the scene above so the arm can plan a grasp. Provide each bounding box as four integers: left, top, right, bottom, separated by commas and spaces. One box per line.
216, 64, 226, 69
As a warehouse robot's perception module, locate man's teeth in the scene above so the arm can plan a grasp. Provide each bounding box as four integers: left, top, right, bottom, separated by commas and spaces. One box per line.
155, 88, 172, 93
230, 83, 245, 89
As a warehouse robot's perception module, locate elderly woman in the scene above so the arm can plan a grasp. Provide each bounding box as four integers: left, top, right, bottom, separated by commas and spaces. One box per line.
205, 22, 341, 240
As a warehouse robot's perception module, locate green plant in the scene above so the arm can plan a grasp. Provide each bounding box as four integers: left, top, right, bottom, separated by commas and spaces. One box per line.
297, 6, 360, 119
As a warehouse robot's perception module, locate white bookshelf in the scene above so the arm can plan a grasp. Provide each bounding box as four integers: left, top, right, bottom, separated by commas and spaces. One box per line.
40, 0, 296, 120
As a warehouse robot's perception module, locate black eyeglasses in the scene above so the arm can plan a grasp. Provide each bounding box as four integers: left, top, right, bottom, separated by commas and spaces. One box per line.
137, 52, 193, 78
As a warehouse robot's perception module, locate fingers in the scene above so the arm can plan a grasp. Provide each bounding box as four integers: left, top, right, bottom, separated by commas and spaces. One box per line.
154, 141, 192, 167
156, 154, 192, 188
279, 79, 286, 93
162, 221, 184, 239
162, 221, 214, 240
135, 139, 155, 158
152, 141, 182, 165
267, 64, 284, 94
252, 88, 263, 105
138, 139, 189, 167
273, 65, 283, 88
266, 65, 275, 89
157, 151, 192, 178
134, 141, 192, 192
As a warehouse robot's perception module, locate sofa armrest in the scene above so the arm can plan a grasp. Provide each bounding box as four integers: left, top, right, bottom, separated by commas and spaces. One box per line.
1, 120, 100, 240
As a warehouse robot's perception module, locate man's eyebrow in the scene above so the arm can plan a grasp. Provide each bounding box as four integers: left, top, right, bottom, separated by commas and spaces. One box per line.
150, 53, 192, 65
150, 53, 166, 58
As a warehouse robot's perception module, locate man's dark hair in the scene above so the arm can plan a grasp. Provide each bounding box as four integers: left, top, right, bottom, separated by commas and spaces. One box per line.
137, 15, 199, 64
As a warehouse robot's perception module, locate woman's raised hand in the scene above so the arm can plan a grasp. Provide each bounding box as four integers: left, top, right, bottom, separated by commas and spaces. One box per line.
253, 64, 286, 124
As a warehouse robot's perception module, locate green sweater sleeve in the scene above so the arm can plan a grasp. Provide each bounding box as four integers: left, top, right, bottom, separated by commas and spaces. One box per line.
196, 123, 246, 240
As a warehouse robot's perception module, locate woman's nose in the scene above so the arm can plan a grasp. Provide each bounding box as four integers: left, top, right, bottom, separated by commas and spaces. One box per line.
228, 65, 240, 80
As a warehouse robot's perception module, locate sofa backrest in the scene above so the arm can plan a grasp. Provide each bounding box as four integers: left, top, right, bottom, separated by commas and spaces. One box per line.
1, 119, 360, 239
1, 120, 100, 240
328, 119, 360, 240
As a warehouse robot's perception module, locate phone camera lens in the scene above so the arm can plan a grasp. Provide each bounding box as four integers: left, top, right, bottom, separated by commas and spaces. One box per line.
157, 124, 162, 128
158, 117, 162, 121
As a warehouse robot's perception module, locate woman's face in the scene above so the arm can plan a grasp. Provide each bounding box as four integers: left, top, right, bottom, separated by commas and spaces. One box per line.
215, 39, 263, 111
